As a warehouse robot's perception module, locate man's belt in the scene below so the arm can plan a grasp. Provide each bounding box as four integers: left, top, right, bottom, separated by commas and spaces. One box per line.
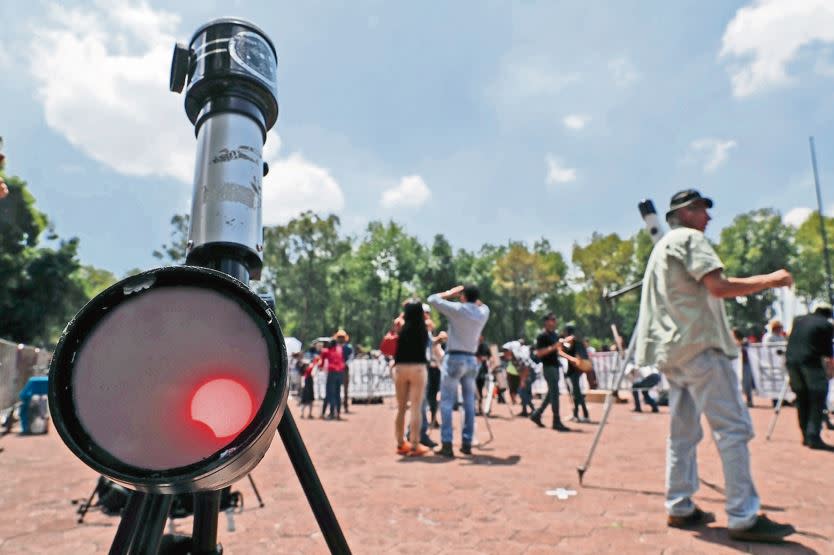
447, 350, 476, 356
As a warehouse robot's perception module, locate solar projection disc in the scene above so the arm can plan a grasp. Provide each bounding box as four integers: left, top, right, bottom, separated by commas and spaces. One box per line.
49, 267, 288, 493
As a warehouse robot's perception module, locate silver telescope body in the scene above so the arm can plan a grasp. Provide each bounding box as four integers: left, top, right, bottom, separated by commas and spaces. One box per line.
170, 18, 280, 281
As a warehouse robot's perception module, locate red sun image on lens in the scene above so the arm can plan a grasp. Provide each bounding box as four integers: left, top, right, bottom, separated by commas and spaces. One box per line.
190, 378, 255, 439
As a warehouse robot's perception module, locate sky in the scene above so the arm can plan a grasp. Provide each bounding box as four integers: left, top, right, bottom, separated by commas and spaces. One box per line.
2, 0, 834, 277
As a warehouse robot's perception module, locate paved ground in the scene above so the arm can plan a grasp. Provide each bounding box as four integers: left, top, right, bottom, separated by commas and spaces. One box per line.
1, 395, 831, 554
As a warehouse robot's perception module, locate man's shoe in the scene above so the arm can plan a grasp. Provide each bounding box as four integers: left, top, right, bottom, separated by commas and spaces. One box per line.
728, 514, 795, 543
519, 410, 529, 417
530, 413, 545, 428
651, 407, 660, 413
569, 416, 579, 422
631, 408, 643, 413
667, 507, 716, 529
437, 442, 454, 458
420, 436, 438, 449
460, 443, 472, 455
552, 422, 571, 432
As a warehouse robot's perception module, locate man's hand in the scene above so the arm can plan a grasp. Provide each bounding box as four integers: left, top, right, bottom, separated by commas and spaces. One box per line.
440, 285, 464, 299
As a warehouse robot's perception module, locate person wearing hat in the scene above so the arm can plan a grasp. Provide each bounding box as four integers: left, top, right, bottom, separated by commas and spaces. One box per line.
635, 189, 795, 542
334, 329, 353, 413
785, 302, 834, 450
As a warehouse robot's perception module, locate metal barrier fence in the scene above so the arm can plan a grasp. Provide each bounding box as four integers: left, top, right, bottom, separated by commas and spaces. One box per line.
296, 357, 397, 401
0, 338, 51, 411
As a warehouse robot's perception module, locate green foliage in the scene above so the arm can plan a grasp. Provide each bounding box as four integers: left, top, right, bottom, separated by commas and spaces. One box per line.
792, 212, 834, 303
0, 170, 114, 347
152, 214, 190, 264
716, 209, 795, 332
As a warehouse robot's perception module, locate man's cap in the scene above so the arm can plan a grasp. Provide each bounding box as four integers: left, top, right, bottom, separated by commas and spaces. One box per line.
665, 189, 714, 221
333, 329, 349, 340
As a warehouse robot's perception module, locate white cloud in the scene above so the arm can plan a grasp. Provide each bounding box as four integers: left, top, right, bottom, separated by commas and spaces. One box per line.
720, 0, 834, 97
545, 155, 577, 185
608, 57, 639, 87
29, 1, 195, 182
262, 153, 344, 225
380, 175, 431, 209
28, 1, 346, 222
783, 207, 813, 227
563, 114, 590, 130
689, 138, 738, 172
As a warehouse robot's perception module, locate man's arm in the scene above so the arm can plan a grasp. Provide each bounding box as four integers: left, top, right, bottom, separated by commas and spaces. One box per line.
427, 285, 465, 317
701, 268, 793, 299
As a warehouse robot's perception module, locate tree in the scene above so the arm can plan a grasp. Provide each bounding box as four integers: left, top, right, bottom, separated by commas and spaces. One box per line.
0, 170, 115, 346
571, 232, 638, 341
261, 211, 351, 342
492, 240, 565, 338
716, 208, 795, 333
793, 212, 834, 304
152, 214, 190, 264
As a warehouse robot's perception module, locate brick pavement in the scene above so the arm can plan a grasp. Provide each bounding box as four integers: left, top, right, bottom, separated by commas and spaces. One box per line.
0, 396, 831, 554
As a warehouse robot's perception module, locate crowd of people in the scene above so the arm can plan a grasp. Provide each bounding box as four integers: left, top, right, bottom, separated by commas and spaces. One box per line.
286, 188, 834, 545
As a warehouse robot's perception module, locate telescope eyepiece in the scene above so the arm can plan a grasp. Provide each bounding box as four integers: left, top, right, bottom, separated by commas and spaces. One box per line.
170, 18, 279, 134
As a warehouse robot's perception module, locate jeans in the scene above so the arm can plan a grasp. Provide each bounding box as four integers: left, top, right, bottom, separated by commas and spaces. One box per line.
632, 373, 661, 412
440, 353, 478, 445
324, 371, 344, 417
663, 349, 758, 530
518, 370, 534, 413
532, 365, 562, 424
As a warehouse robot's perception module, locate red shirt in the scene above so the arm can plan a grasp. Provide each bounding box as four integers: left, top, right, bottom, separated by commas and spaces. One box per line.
320, 346, 346, 372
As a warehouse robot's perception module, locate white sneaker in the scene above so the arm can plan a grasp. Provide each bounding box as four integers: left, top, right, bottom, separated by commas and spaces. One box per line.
569, 416, 579, 422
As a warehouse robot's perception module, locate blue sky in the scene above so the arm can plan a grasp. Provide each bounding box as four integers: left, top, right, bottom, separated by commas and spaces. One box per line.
2, 0, 834, 276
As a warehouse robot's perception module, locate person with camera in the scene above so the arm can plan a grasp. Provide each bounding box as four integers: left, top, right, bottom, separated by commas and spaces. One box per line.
561, 322, 591, 423
529, 313, 571, 431
635, 189, 795, 543
785, 302, 834, 451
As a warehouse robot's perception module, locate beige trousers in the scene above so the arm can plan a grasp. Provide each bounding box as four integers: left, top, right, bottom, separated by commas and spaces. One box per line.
394, 363, 427, 447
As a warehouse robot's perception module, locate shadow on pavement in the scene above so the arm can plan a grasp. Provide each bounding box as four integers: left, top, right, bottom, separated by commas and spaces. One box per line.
699, 478, 785, 512
460, 454, 521, 466
693, 527, 819, 554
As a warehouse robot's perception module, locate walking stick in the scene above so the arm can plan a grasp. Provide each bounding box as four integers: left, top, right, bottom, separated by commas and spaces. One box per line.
766, 376, 791, 441
576, 328, 638, 485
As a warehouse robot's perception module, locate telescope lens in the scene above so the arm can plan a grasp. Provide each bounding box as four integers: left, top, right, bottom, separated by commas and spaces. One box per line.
50, 267, 288, 492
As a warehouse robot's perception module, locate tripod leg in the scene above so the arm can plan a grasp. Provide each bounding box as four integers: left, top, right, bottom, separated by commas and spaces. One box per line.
247, 474, 265, 507
278, 410, 351, 555
191, 491, 221, 554
766, 378, 791, 441
108, 491, 147, 555
77, 478, 102, 523
130, 493, 173, 555
576, 331, 638, 485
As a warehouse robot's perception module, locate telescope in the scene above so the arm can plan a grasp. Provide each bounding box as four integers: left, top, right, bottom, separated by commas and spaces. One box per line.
49, 18, 350, 554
